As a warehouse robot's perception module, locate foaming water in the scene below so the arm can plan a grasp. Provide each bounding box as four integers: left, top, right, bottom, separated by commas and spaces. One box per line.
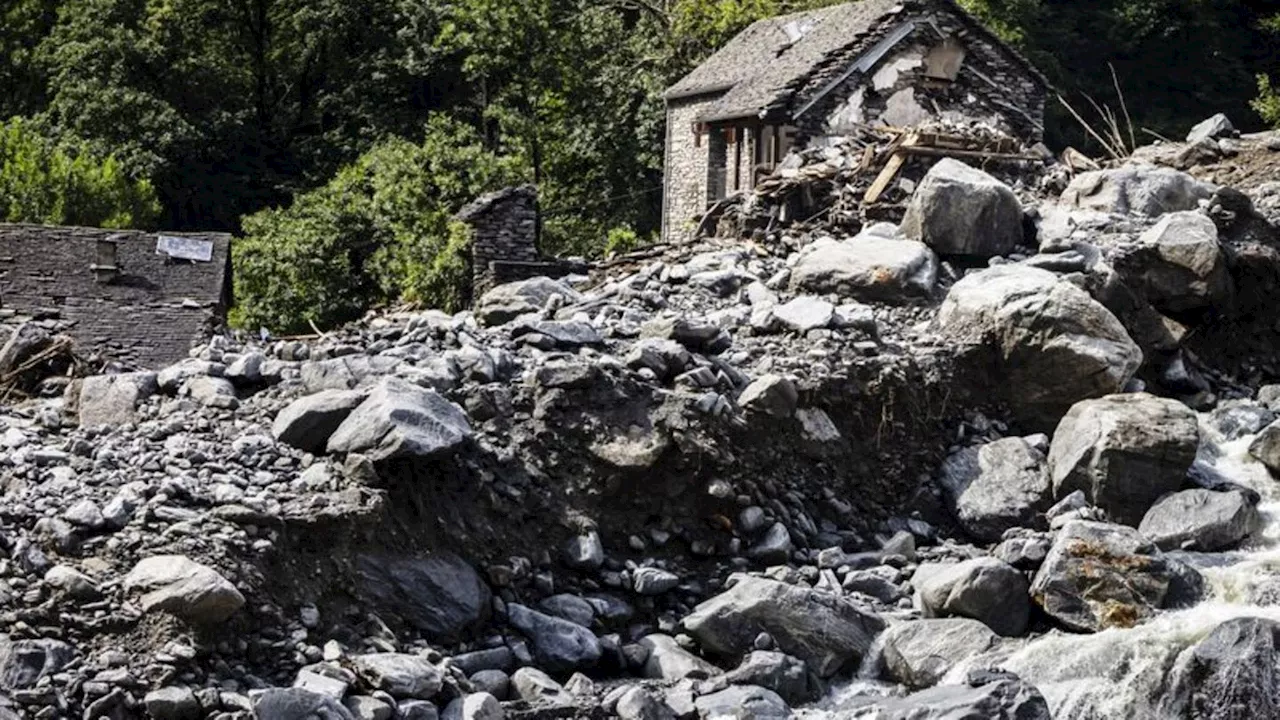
807, 414, 1280, 719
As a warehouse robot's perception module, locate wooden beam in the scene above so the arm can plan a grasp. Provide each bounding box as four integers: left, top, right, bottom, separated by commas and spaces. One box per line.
863, 132, 918, 204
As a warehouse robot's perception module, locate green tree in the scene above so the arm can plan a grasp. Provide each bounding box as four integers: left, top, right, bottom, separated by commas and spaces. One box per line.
0, 117, 159, 228
232, 116, 524, 333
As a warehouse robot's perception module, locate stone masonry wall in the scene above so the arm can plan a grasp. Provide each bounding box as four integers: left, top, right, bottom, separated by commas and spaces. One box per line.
663, 93, 722, 244
791, 4, 1047, 144
0, 224, 231, 368
459, 185, 588, 299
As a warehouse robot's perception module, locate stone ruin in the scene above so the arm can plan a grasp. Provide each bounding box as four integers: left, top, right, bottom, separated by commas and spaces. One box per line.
457, 185, 585, 300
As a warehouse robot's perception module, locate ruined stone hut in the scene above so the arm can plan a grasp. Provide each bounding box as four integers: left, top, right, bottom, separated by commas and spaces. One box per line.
0, 224, 231, 368
661, 0, 1050, 242
458, 185, 585, 299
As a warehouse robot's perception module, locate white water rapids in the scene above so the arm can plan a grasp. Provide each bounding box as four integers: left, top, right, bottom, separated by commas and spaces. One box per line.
811, 410, 1280, 719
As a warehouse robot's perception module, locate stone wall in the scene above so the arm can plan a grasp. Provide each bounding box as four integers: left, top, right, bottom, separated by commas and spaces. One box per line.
793, 3, 1047, 144
0, 223, 231, 368
459, 185, 584, 297
663, 93, 722, 244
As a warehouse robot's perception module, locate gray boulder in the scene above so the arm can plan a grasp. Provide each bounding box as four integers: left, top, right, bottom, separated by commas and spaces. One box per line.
442, 693, 502, 720
1124, 211, 1230, 312
1049, 393, 1199, 526
693, 685, 789, 720
900, 158, 1024, 257
1186, 113, 1235, 144
737, 375, 798, 418
1138, 489, 1259, 551
639, 634, 722, 681
272, 389, 367, 453
1249, 420, 1280, 473
681, 575, 885, 677
771, 296, 834, 333
1060, 165, 1214, 216
616, 687, 676, 720
1030, 520, 1173, 632
475, 277, 581, 326
144, 687, 201, 720
506, 604, 602, 672
354, 553, 491, 642
254, 688, 355, 720
720, 651, 821, 705
78, 372, 157, 427
123, 555, 244, 624
789, 232, 937, 303
301, 356, 398, 393
0, 638, 73, 691
1163, 616, 1280, 720
938, 437, 1053, 542
937, 265, 1142, 428
914, 557, 1029, 636
327, 376, 471, 461
510, 668, 569, 704
352, 653, 443, 700
842, 673, 1050, 720
876, 618, 1000, 689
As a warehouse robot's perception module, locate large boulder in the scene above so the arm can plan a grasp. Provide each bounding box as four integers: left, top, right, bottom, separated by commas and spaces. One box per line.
1249, 419, 1280, 473
1060, 165, 1214, 216
1164, 617, 1280, 720
327, 376, 471, 461
681, 575, 885, 677
1029, 520, 1173, 632
900, 158, 1024, 257
639, 634, 722, 681
254, 688, 355, 720
789, 229, 937, 303
352, 653, 444, 700
354, 553, 491, 642
1049, 393, 1199, 526
719, 651, 821, 705
1138, 488, 1259, 551
914, 557, 1029, 636
475, 277, 581, 326
272, 389, 367, 453
1108, 211, 1229, 313
506, 604, 602, 673
937, 265, 1142, 428
693, 685, 789, 720
78, 372, 158, 427
840, 672, 1050, 720
123, 555, 244, 624
938, 437, 1053, 542
876, 618, 1000, 689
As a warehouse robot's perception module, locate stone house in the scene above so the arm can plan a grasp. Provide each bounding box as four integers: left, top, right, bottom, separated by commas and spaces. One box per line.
661, 0, 1050, 242
0, 224, 232, 368
457, 185, 586, 301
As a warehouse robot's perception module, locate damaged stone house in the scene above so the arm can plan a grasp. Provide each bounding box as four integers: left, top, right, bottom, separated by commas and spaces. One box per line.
0, 224, 232, 368
661, 0, 1050, 242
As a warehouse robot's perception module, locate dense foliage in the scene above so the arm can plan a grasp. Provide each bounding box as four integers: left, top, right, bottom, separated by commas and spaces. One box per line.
0, 117, 158, 228
2, 0, 1280, 329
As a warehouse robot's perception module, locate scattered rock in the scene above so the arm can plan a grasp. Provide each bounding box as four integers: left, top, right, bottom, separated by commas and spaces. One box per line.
900, 158, 1024, 257
123, 555, 244, 624
352, 653, 443, 700
938, 436, 1052, 542
506, 604, 602, 672
914, 557, 1029, 636
1139, 488, 1260, 551
273, 389, 367, 453
327, 376, 472, 461
877, 618, 1000, 689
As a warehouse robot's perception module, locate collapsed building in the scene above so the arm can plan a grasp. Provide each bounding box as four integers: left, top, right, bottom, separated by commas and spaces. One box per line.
661, 0, 1051, 242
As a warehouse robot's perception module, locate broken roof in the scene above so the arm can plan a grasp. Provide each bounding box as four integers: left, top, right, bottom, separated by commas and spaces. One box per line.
664, 0, 1049, 123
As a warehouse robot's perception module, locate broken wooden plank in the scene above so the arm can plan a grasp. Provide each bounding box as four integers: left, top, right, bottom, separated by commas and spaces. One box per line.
898, 146, 1044, 162
864, 133, 918, 204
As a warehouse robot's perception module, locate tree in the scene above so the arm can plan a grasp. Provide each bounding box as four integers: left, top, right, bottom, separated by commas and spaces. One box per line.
0, 117, 159, 228
232, 116, 524, 333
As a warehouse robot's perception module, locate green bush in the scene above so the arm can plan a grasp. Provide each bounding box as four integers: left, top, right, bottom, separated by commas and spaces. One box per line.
1254, 74, 1280, 128
233, 116, 524, 334
0, 117, 159, 228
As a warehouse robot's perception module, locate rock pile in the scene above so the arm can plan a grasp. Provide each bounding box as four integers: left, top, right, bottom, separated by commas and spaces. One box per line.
3, 115, 1280, 720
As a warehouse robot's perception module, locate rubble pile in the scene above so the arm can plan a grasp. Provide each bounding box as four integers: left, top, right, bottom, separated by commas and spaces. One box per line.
6, 115, 1280, 720
711, 120, 1049, 242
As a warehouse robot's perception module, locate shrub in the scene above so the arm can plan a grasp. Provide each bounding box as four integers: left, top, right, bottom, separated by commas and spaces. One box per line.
0, 117, 159, 228
233, 116, 524, 334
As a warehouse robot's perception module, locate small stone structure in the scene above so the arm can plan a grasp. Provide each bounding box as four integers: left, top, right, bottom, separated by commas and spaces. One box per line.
0, 223, 232, 368
457, 185, 585, 298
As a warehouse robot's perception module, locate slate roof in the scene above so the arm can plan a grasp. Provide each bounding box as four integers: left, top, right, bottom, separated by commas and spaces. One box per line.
664, 0, 1049, 123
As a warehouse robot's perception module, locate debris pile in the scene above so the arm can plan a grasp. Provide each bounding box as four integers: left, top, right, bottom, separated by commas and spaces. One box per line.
709, 120, 1049, 241
2, 115, 1280, 720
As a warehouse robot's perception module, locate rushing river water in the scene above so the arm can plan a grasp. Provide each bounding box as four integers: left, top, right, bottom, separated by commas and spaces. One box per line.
810, 412, 1280, 719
